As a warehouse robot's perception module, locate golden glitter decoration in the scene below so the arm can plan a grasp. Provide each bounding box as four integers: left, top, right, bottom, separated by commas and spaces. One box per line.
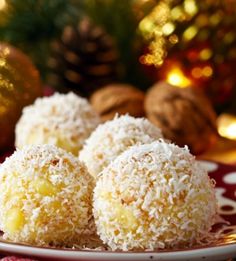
139, 0, 236, 66
139, 0, 171, 66
0, 43, 42, 151
138, 0, 202, 66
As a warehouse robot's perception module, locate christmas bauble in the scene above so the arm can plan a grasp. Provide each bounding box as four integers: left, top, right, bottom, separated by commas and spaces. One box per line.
0, 43, 42, 151
90, 83, 145, 121
145, 81, 218, 154
47, 18, 119, 97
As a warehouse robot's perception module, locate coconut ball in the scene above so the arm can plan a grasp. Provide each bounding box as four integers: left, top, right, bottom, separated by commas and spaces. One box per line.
79, 115, 163, 178
93, 141, 218, 251
0, 144, 94, 246
15, 92, 100, 155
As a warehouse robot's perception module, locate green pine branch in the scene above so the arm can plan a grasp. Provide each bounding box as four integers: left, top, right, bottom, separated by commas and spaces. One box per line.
0, 0, 155, 89
84, 0, 153, 89
0, 0, 80, 78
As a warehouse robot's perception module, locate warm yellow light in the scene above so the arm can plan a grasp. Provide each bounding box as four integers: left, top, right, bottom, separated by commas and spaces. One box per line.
202, 66, 213, 77
183, 26, 198, 41
166, 67, 191, 88
200, 48, 212, 60
138, 1, 171, 67
184, 0, 198, 16
139, 19, 155, 36
162, 22, 175, 36
169, 34, 179, 44
0, 0, 6, 10
218, 114, 236, 140
224, 32, 235, 44
191, 67, 202, 78
210, 12, 222, 26
171, 6, 184, 20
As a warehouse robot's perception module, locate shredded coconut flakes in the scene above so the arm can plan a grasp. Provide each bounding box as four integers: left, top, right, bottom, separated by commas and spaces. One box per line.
80, 115, 163, 177
0, 144, 95, 247
15, 92, 100, 155
93, 140, 219, 251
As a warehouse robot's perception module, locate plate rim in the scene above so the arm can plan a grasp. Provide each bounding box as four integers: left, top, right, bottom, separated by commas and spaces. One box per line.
0, 239, 235, 259
0, 237, 236, 253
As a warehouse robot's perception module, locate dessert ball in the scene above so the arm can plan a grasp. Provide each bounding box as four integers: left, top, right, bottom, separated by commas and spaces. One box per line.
93, 141, 218, 251
79, 115, 163, 178
90, 83, 145, 121
145, 81, 218, 155
0, 144, 94, 246
15, 92, 100, 155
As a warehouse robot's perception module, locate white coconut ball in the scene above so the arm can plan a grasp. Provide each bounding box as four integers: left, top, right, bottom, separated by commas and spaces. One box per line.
93, 141, 218, 251
0, 144, 94, 246
15, 92, 100, 155
79, 115, 163, 178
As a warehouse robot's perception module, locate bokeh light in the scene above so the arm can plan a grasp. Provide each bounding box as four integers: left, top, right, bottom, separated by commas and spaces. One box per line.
166, 67, 191, 87
218, 114, 236, 140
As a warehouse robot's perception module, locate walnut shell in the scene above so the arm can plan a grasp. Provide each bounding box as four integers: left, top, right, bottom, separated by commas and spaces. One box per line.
145, 81, 218, 154
90, 83, 145, 121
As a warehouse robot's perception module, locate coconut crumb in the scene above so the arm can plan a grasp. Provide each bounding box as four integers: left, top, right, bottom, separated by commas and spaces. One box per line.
80, 115, 163, 177
0, 144, 95, 246
15, 92, 100, 155
93, 140, 219, 251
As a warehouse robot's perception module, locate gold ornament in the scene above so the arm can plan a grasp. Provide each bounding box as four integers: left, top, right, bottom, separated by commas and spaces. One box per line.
0, 43, 42, 151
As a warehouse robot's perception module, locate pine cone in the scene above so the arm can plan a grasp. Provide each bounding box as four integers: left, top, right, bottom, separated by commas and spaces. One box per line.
47, 18, 119, 97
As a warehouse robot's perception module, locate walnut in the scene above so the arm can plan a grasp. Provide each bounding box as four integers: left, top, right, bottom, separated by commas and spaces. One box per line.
145, 81, 218, 154
90, 84, 145, 121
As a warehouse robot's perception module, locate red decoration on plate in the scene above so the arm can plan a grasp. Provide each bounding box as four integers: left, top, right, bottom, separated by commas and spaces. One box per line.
0, 256, 34, 261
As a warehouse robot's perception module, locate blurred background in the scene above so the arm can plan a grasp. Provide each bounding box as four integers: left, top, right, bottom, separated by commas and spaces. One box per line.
0, 0, 236, 162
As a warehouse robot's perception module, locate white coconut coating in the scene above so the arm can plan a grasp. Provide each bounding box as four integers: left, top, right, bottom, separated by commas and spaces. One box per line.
0, 144, 94, 246
79, 115, 163, 178
15, 92, 100, 155
93, 141, 218, 251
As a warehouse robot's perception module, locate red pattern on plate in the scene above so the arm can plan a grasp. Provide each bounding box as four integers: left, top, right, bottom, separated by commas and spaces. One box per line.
207, 161, 236, 225
0, 256, 34, 261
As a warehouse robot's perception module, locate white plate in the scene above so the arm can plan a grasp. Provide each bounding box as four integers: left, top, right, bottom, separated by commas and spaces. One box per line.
0, 160, 235, 261
0, 240, 235, 261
